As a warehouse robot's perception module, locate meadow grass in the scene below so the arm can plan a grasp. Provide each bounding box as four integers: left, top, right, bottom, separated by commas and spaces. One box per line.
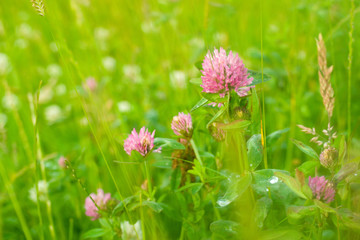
0, 0, 360, 239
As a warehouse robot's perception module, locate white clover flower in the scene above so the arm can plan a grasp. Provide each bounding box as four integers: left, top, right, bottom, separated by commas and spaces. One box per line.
121, 221, 142, 240
56, 84, 67, 96
0, 53, 10, 75
94, 27, 110, 50
102, 56, 116, 72
17, 23, 33, 39
14, 39, 28, 49
188, 37, 205, 49
79, 116, 89, 126
213, 32, 228, 45
47, 64, 62, 79
39, 87, 54, 104
29, 180, 48, 203
94, 27, 110, 41
122, 64, 142, 83
297, 50, 306, 60
2, 93, 20, 110
44, 105, 63, 124
117, 101, 131, 113
170, 70, 187, 89
141, 21, 159, 33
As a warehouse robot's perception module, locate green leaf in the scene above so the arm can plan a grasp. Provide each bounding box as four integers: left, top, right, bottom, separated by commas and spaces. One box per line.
206, 105, 227, 128
194, 61, 202, 71
247, 134, 262, 171
252, 197, 273, 228
191, 98, 208, 112
201, 92, 226, 103
336, 208, 360, 231
152, 159, 172, 169
112, 195, 138, 215
260, 229, 303, 240
190, 78, 202, 86
247, 70, 271, 86
297, 161, 320, 176
142, 201, 164, 213
338, 136, 346, 165
286, 205, 316, 224
129, 150, 144, 162
82, 228, 108, 239
250, 88, 260, 135
170, 167, 181, 190
334, 161, 359, 183
274, 171, 307, 199
266, 128, 289, 147
210, 220, 240, 238
154, 138, 185, 151
314, 199, 336, 213
217, 173, 252, 207
129, 201, 164, 213
176, 183, 203, 194
218, 120, 251, 130
292, 139, 319, 160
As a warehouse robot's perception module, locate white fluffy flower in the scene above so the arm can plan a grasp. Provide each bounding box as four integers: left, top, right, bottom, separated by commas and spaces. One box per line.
44, 105, 63, 124
0, 53, 10, 75
102, 56, 116, 72
29, 180, 48, 203
121, 221, 142, 240
170, 70, 187, 89
2, 94, 19, 110
47, 64, 62, 79
122, 64, 142, 83
117, 101, 131, 113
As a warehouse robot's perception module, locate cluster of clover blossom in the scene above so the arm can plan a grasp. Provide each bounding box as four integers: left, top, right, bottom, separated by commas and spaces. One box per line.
201, 47, 253, 98
308, 176, 336, 203
83, 47, 339, 236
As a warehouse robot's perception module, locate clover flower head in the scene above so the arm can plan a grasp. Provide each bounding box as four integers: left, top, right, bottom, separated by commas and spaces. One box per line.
84, 77, 97, 92
171, 112, 193, 138
320, 147, 338, 169
200, 47, 253, 97
124, 127, 157, 156
308, 176, 335, 203
58, 156, 67, 168
85, 189, 111, 221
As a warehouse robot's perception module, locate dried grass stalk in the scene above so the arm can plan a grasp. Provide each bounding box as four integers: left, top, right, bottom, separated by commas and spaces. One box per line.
31, 0, 45, 16
316, 34, 334, 117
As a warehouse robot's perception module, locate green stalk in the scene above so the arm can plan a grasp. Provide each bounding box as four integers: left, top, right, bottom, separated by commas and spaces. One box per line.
260, 0, 268, 169
42, 18, 136, 224
144, 160, 153, 200
31, 87, 45, 240
140, 193, 146, 240
68, 218, 74, 240
190, 139, 220, 220
37, 133, 57, 240
347, 0, 355, 161
0, 158, 33, 240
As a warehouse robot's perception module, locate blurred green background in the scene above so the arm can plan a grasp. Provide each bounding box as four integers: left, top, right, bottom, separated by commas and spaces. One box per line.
0, 0, 359, 239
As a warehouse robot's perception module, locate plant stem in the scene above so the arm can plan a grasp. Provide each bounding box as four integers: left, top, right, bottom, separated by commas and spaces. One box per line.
260, 0, 268, 169
140, 193, 146, 240
347, 0, 355, 161
144, 160, 153, 200
0, 158, 33, 240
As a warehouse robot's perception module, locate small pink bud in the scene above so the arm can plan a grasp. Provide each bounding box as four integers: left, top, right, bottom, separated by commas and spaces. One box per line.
58, 156, 67, 168
85, 189, 112, 221
171, 112, 193, 138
